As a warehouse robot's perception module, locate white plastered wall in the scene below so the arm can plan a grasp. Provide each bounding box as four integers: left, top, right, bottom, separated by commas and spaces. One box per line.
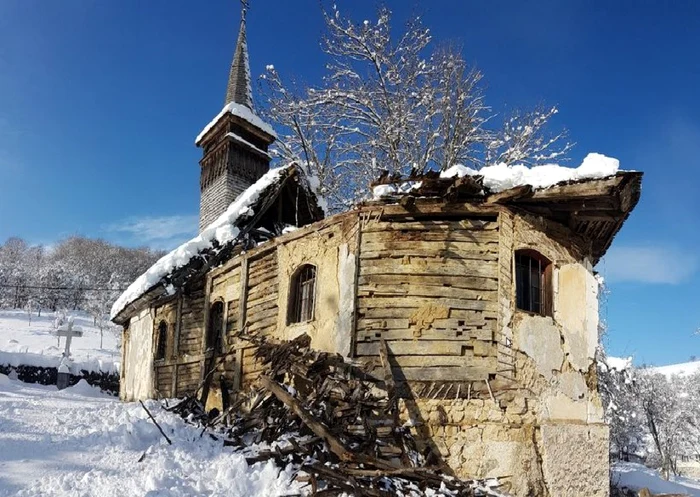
120, 308, 154, 401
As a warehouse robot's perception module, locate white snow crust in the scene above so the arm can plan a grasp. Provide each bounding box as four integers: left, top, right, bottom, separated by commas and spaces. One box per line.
0, 378, 300, 496
0, 310, 119, 374
603, 356, 633, 373
440, 153, 620, 192
111, 165, 292, 320
195, 102, 277, 145
371, 181, 423, 199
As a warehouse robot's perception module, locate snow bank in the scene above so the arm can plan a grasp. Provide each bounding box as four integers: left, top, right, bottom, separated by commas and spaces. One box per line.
613, 462, 700, 496
0, 380, 301, 496
111, 165, 292, 320
0, 310, 119, 374
195, 102, 277, 145
440, 153, 620, 192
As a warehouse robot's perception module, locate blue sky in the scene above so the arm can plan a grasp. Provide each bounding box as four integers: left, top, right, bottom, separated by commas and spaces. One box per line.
1, 0, 699, 365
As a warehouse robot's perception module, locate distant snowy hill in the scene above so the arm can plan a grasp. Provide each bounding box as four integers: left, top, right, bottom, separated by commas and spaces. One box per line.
652, 360, 700, 378
0, 309, 120, 374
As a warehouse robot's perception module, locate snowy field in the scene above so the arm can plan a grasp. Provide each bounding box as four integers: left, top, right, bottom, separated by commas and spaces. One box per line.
0, 309, 119, 374
0, 374, 298, 497
613, 462, 700, 496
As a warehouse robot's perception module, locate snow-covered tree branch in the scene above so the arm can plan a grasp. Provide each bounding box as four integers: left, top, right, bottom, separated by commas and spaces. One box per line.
261, 5, 570, 209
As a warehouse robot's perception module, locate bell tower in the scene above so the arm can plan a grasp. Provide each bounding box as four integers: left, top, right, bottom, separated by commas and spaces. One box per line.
195, 4, 276, 232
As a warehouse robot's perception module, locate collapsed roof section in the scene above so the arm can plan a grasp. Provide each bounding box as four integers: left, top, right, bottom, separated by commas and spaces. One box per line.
111, 163, 324, 323
369, 161, 642, 265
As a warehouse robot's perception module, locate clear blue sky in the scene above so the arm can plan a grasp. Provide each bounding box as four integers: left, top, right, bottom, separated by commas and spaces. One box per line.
1, 0, 699, 366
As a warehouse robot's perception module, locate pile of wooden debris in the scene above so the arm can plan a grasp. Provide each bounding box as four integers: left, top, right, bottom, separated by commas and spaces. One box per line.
166, 333, 506, 496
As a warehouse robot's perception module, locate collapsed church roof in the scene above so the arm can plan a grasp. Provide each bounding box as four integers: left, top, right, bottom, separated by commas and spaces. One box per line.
369, 152, 642, 265
111, 163, 323, 322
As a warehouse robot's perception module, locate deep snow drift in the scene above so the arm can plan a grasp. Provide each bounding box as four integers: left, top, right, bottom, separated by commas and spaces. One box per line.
0, 310, 119, 374
0, 375, 299, 497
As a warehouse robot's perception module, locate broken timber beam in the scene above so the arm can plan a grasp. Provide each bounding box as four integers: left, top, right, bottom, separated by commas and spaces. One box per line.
259, 375, 398, 470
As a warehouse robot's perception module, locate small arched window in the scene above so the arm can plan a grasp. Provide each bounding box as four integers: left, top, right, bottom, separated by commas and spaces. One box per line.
288, 264, 317, 324
515, 250, 552, 316
156, 320, 168, 360
207, 301, 225, 352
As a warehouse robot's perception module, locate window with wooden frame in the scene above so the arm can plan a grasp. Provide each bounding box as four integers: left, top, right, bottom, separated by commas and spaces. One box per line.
207, 301, 225, 352
156, 320, 168, 360
288, 264, 317, 324
515, 250, 553, 316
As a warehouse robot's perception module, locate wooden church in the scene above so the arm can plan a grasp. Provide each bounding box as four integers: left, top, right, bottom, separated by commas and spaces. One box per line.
112, 9, 642, 497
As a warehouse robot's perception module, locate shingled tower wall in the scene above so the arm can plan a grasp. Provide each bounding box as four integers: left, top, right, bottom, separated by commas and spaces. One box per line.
197, 7, 275, 232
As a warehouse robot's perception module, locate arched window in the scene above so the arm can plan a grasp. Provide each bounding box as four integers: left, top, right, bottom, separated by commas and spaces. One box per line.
288, 264, 317, 324
515, 250, 552, 316
207, 301, 225, 352
156, 320, 168, 360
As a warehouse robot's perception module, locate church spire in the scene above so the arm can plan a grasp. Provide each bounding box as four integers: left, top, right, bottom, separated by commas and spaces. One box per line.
225, 2, 253, 109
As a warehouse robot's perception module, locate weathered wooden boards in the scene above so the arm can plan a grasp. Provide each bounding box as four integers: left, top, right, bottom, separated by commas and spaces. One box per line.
356, 217, 500, 384
241, 250, 279, 384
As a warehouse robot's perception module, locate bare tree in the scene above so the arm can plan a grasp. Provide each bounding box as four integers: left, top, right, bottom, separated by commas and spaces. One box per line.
261, 5, 572, 209
486, 106, 573, 166
261, 5, 493, 210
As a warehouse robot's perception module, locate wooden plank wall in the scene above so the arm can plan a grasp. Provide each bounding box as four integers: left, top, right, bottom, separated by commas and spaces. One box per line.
178, 279, 206, 357
175, 360, 201, 397
356, 217, 500, 383
241, 249, 279, 385
153, 301, 177, 397
155, 364, 175, 397
175, 279, 205, 394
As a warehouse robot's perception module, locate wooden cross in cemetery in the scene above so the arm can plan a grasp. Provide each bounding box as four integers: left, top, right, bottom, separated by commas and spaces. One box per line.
56, 320, 83, 359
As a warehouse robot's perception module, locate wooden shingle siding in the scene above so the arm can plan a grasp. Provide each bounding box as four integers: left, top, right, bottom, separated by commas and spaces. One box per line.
356, 217, 499, 384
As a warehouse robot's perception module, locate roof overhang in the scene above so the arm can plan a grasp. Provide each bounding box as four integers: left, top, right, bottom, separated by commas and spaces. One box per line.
368, 171, 643, 264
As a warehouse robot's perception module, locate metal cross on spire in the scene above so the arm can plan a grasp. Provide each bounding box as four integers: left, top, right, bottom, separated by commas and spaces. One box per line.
225, 0, 253, 108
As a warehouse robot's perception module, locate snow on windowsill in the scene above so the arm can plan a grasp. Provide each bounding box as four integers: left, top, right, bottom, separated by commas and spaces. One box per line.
195, 102, 277, 145
110, 164, 293, 320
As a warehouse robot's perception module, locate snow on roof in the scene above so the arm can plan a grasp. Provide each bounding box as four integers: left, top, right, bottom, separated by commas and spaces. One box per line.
602, 356, 633, 373
226, 132, 270, 159
195, 102, 277, 145
651, 360, 700, 378
110, 164, 293, 320
439, 153, 620, 193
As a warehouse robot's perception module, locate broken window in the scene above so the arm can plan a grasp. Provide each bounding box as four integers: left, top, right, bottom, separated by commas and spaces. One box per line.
207, 301, 225, 352
288, 264, 317, 324
515, 250, 552, 316
156, 320, 167, 360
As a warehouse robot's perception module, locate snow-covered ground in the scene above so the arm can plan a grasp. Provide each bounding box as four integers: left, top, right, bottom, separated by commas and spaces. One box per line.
0, 374, 299, 497
0, 310, 120, 374
613, 461, 700, 496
